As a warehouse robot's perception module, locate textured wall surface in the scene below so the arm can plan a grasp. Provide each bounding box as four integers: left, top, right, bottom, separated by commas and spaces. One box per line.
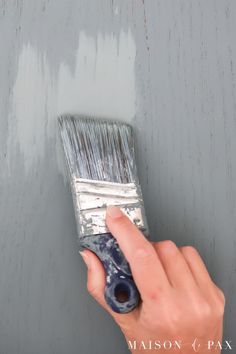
0, 1, 236, 353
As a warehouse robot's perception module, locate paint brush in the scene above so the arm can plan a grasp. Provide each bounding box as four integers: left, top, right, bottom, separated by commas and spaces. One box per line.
58, 115, 148, 313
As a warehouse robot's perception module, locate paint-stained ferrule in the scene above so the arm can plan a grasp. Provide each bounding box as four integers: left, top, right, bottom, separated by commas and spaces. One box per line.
72, 177, 149, 237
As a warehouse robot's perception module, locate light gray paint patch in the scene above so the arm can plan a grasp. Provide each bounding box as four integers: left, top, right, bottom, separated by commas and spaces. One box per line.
56, 30, 136, 122
7, 30, 135, 175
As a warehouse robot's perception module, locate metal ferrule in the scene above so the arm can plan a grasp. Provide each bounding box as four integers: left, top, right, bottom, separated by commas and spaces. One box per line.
72, 177, 148, 237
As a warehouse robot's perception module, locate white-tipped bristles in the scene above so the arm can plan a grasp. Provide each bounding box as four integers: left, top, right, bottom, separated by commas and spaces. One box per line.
58, 115, 137, 184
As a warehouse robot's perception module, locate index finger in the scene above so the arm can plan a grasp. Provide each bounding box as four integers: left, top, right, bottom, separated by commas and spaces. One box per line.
106, 206, 170, 300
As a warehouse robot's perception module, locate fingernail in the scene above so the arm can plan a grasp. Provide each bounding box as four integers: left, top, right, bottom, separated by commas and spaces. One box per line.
106, 205, 123, 219
79, 251, 90, 269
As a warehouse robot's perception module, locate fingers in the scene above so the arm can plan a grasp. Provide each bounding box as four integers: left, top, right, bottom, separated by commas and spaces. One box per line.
179, 246, 213, 287
153, 241, 197, 289
106, 206, 170, 301
80, 249, 108, 310
80, 249, 137, 325
180, 246, 226, 312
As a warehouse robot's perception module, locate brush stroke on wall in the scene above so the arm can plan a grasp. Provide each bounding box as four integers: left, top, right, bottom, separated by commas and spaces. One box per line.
0, 1, 236, 353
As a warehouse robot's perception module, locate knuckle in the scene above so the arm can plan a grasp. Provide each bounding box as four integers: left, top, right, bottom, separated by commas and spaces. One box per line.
194, 300, 213, 324
214, 303, 225, 318
158, 240, 176, 249
214, 289, 225, 317
192, 293, 225, 329
201, 302, 212, 319
181, 245, 198, 256
133, 244, 154, 263
157, 240, 177, 253
87, 283, 101, 298
217, 288, 226, 306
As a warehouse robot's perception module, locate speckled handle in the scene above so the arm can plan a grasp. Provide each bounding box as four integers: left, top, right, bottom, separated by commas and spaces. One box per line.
80, 233, 140, 313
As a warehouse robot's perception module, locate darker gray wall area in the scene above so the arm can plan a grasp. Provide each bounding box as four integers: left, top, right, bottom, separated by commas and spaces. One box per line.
0, 1, 236, 353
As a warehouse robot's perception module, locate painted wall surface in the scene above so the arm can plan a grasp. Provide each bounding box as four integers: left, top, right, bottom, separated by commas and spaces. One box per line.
0, 1, 236, 353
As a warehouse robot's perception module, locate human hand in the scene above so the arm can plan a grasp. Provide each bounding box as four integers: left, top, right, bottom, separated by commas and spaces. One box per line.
80, 206, 225, 353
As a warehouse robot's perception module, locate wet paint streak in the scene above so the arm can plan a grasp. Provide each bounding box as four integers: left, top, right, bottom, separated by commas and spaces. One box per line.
7, 29, 136, 174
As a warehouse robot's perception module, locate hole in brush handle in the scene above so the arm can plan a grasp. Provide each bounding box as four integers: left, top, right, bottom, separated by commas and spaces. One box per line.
114, 282, 131, 303
104, 274, 140, 313
80, 232, 140, 313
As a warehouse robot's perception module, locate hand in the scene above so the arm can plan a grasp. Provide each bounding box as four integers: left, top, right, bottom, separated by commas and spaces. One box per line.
80, 206, 225, 353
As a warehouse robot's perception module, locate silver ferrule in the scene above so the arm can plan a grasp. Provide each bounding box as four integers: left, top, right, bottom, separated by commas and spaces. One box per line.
72, 177, 148, 237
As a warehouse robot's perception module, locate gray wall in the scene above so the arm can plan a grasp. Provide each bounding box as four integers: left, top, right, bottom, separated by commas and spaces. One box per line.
0, 1, 236, 353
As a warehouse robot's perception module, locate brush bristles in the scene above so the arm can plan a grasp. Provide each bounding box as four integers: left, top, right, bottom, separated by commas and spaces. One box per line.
58, 115, 137, 183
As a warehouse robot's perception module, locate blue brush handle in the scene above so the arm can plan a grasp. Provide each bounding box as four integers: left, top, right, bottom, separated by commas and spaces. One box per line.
80, 233, 140, 313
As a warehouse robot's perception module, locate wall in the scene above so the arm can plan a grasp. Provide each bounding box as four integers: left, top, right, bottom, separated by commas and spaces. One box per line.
0, 1, 236, 353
